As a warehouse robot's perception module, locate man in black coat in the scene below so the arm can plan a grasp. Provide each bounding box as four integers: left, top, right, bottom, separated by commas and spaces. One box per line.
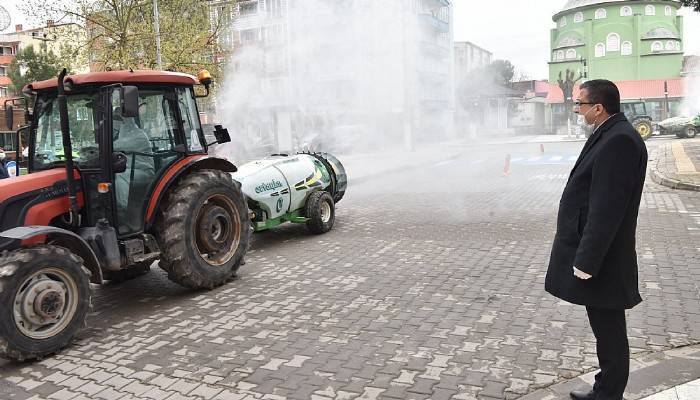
545, 80, 648, 400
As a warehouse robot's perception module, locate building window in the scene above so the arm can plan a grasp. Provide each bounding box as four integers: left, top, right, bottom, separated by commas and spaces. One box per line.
606, 33, 620, 52
559, 17, 567, 27
0, 66, 6, 76
651, 41, 663, 52
0, 87, 7, 97
595, 43, 606, 57
574, 12, 583, 23
239, 1, 258, 16
555, 50, 565, 61
268, 0, 283, 17
665, 5, 673, 16
240, 28, 258, 43
621, 41, 633, 55
595, 8, 607, 19
665, 40, 675, 51
565, 49, 577, 59
675, 41, 681, 51
645, 5, 655, 16
620, 6, 632, 16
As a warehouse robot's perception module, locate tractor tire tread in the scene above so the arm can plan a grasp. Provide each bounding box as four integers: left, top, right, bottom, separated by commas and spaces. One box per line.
0, 245, 91, 361
156, 169, 249, 289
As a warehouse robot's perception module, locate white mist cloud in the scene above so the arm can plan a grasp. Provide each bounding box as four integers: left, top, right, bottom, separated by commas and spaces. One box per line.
215, 0, 454, 160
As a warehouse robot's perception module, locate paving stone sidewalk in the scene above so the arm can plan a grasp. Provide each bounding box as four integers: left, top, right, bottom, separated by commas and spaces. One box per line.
650, 138, 700, 191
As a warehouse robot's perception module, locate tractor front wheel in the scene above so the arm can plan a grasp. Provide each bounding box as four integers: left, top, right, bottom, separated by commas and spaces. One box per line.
305, 191, 335, 234
634, 120, 653, 140
685, 126, 697, 138
0, 245, 91, 361
156, 169, 250, 289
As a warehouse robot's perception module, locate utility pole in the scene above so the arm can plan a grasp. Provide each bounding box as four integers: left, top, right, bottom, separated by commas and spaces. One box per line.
153, 0, 162, 69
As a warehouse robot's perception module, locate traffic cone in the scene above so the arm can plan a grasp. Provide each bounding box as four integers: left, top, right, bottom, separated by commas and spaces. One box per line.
503, 154, 511, 176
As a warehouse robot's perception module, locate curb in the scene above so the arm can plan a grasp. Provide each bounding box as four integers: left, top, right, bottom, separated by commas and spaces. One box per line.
649, 146, 700, 192
516, 343, 700, 400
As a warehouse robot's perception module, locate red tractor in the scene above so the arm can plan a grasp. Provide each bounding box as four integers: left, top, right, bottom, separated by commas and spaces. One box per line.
0, 69, 250, 360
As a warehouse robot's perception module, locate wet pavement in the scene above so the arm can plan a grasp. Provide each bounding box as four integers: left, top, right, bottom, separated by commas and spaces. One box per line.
0, 138, 698, 400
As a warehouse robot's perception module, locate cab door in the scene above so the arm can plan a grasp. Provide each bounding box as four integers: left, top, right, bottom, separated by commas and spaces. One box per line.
109, 89, 182, 236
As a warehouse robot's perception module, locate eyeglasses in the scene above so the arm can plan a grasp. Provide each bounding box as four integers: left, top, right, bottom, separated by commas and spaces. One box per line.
574, 101, 596, 107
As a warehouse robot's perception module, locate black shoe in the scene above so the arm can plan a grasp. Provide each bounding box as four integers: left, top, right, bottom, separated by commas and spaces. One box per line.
570, 389, 596, 400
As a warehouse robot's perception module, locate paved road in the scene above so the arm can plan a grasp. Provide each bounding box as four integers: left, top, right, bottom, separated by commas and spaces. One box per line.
1, 137, 698, 400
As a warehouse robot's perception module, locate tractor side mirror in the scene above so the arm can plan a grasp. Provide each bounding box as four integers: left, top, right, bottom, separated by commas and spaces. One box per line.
112, 152, 128, 174
213, 125, 231, 144
5, 104, 13, 131
121, 86, 139, 118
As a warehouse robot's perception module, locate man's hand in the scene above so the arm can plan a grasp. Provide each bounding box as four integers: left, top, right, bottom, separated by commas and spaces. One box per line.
573, 266, 592, 280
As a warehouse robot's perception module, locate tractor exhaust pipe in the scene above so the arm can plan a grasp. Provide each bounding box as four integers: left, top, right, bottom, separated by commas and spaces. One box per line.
57, 69, 80, 228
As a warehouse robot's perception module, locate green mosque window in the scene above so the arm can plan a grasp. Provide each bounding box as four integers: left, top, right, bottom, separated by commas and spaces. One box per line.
574, 12, 583, 23
594, 8, 606, 19
595, 43, 605, 57
620, 6, 632, 17
665, 6, 673, 16
606, 33, 620, 52
651, 41, 663, 52
645, 5, 655, 16
621, 41, 632, 56
559, 16, 567, 27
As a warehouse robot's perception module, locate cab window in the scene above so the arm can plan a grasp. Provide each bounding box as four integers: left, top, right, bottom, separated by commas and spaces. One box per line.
176, 87, 205, 152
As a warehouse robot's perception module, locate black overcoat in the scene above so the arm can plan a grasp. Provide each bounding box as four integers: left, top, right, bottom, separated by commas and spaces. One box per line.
545, 113, 648, 310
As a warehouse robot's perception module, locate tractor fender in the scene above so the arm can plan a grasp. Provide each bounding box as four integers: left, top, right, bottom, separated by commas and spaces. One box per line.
145, 156, 238, 230
0, 226, 102, 284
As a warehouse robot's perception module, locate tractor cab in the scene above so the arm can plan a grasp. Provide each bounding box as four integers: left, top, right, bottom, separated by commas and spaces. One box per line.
28, 75, 207, 236
0, 70, 250, 361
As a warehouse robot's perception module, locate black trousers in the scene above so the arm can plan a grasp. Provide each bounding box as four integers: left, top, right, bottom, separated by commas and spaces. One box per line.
586, 306, 629, 400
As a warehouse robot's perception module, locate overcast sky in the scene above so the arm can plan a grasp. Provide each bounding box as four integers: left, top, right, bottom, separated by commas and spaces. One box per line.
2, 0, 699, 80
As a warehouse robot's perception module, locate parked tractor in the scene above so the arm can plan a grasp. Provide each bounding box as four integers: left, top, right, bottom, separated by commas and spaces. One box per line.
0, 69, 250, 361
621, 101, 653, 140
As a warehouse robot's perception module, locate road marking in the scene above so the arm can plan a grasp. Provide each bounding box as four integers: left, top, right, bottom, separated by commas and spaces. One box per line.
434, 160, 456, 167
526, 157, 542, 162
549, 156, 563, 161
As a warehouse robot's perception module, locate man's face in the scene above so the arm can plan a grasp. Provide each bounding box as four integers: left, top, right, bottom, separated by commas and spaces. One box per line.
574, 88, 602, 125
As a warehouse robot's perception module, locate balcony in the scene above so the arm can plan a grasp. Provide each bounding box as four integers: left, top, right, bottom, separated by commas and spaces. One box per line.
417, 14, 449, 33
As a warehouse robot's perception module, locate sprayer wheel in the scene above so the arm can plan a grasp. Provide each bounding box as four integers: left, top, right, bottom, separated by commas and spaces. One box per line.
305, 191, 335, 234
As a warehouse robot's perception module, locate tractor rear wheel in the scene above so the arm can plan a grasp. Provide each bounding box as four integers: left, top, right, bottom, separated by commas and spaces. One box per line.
156, 169, 250, 289
305, 191, 335, 234
0, 245, 91, 361
634, 120, 653, 140
685, 126, 697, 138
